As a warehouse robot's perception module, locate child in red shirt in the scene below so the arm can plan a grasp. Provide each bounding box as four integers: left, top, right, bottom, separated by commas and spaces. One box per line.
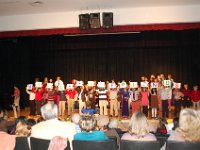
190, 85, 200, 109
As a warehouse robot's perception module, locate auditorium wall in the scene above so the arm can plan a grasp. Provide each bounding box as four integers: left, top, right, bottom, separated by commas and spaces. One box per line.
0, 5, 200, 31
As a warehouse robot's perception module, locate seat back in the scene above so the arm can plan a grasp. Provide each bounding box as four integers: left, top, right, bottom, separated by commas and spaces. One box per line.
72, 140, 116, 150
14, 137, 30, 150
30, 137, 70, 150
30, 137, 50, 150
155, 134, 169, 147
120, 140, 160, 150
166, 141, 200, 150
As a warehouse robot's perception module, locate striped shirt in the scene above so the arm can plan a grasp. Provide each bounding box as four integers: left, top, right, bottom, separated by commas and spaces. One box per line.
99, 90, 107, 100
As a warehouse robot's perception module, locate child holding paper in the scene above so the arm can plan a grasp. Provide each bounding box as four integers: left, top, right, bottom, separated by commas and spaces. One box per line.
26, 86, 36, 116
130, 88, 140, 114
173, 88, 184, 117
34, 87, 44, 116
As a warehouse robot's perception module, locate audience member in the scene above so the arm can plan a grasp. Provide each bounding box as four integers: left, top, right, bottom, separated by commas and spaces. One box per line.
156, 117, 168, 134
168, 108, 200, 142
121, 111, 156, 141
31, 103, 76, 149
74, 114, 108, 141
15, 121, 31, 136
71, 113, 81, 133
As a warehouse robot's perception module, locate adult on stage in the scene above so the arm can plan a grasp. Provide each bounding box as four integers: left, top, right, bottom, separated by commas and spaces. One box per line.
109, 86, 118, 117
12, 85, 20, 118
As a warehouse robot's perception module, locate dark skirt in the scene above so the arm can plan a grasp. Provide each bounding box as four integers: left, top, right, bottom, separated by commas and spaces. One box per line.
151, 95, 158, 108
122, 97, 129, 117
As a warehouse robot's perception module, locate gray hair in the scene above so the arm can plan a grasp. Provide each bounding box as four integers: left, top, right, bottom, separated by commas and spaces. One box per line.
108, 119, 118, 129
71, 113, 80, 124
41, 103, 58, 120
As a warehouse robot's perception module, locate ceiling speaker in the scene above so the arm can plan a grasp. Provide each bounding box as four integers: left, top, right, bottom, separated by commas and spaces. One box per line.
79, 14, 90, 30
102, 12, 113, 28
90, 13, 101, 29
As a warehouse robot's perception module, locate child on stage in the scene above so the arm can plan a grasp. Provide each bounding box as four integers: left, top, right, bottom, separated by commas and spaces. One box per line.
150, 88, 159, 118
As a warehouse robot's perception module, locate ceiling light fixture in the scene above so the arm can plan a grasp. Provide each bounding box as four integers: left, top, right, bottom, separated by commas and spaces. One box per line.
30, 1, 43, 7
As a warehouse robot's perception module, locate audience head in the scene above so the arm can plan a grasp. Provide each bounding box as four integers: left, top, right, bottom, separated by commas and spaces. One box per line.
108, 119, 119, 129
41, 103, 58, 120
172, 117, 179, 130
15, 116, 27, 125
176, 108, 200, 142
129, 111, 149, 136
15, 121, 31, 136
48, 136, 68, 150
71, 113, 80, 125
37, 116, 45, 123
96, 115, 109, 130
79, 114, 96, 132
27, 118, 36, 127
157, 117, 167, 132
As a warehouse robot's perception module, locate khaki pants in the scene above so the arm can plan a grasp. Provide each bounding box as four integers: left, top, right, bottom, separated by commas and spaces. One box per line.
67, 99, 74, 115
59, 101, 66, 116
110, 99, 118, 116
193, 101, 200, 109
79, 100, 86, 115
99, 100, 108, 115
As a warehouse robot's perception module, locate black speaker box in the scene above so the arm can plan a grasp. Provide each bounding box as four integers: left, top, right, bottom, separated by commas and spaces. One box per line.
79, 14, 90, 30
90, 13, 101, 29
102, 12, 113, 28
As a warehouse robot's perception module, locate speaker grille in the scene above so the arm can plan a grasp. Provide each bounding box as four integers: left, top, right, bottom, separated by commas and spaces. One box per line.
102, 12, 113, 28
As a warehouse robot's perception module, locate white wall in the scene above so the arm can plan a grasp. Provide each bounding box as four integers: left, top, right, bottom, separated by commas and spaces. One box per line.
0, 5, 200, 31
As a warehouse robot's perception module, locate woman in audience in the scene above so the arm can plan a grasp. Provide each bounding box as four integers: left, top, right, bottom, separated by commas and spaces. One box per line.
105, 119, 121, 147
15, 121, 31, 137
168, 108, 200, 142
121, 111, 157, 141
74, 114, 108, 141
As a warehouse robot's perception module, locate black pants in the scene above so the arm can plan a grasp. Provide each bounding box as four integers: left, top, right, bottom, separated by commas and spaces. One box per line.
182, 96, 191, 108
35, 100, 42, 115
162, 100, 169, 118
143, 106, 148, 117
29, 100, 36, 116
174, 100, 182, 117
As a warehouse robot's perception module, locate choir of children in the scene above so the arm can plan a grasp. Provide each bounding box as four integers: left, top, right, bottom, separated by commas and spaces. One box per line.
24, 74, 200, 119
